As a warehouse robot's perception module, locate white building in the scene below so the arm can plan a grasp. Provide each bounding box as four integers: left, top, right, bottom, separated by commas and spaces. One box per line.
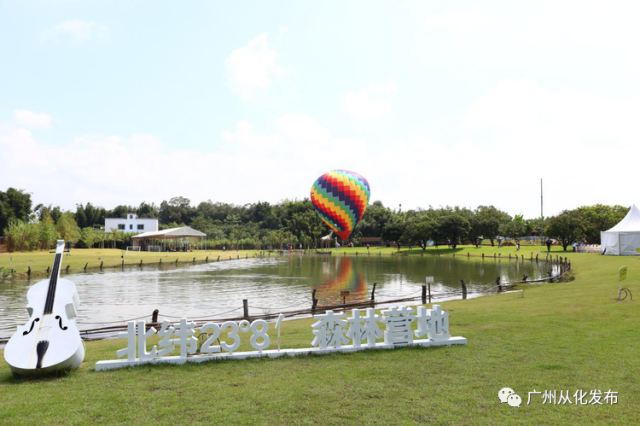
104, 213, 159, 234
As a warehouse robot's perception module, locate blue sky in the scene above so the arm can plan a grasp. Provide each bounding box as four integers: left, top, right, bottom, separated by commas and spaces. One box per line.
1, 1, 639, 217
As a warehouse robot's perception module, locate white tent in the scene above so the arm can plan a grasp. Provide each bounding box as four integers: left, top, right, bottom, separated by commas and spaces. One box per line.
601, 205, 640, 255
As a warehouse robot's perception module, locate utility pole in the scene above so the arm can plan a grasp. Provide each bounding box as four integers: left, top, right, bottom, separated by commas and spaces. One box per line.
540, 178, 544, 244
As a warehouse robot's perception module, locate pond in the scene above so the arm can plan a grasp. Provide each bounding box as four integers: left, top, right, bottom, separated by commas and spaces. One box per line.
0, 253, 557, 337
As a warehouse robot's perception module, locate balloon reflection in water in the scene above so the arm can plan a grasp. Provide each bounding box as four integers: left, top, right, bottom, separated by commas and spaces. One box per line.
315, 257, 367, 305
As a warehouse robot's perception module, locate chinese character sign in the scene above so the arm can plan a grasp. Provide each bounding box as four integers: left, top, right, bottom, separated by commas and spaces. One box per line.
97, 304, 465, 372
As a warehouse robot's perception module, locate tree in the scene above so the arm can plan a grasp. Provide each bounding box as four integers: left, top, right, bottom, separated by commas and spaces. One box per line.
137, 202, 159, 218
381, 219, 406, 244
545, 210, 586, 251
574, 205, 629, 244
37, 212, 57, 249
78, 227, 98, 248
56, 212, 81, 243
159, 197, 195, 225
400, 218, 434, 249
501, 220, 527, 240
434, 215, 471, 249
0, 188, 32, 233
471, 206, 511, 246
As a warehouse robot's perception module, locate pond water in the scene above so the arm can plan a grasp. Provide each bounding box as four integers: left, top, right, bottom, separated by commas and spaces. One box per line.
0, 253, 557, 337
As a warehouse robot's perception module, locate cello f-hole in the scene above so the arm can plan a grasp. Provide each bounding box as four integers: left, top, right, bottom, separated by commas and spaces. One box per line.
22, 318, 40, 336
54, 315, 68, 331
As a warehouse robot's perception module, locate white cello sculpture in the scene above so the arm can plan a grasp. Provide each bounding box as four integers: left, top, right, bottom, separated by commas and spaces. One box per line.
4, 240, 85, 375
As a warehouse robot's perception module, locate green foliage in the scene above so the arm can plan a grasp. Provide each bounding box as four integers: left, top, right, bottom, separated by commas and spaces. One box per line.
470, 206, 510, 245
545, 210, 586, 251
3, 185, 634, 252
434, 215, 471, 249
400, 218, 434, 248
573, 204, 629, 244
0, 188, 32, 232
37, 212, 57, 249
56, 212, 81, 243
501, 219, 527, 239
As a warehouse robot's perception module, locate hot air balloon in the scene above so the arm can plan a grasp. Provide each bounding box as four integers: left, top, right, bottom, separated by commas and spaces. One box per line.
311, 170, 370, 241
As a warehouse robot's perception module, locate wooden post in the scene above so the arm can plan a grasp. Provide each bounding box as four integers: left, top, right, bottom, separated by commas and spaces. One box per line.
370, 282, 377, 301
482, 253, 485, 260
206, 256, 208, 262
312, 289, 318, 312
152, 309, 159, 323
84, 263, 88, 271
536, 254, 539, 262
467, 252, 470, 258
140, 260, 143, 267
160, 258, 162, 265
47, 266, 50, 274
494, 253, 496, 259
243, 299, 249, 319
422, 285, 427, 304
509, 253, 511, 260
27, 266, 31, 277
100, 261, 103, 270
521, 255, 524, 261
217, 255, 220, 261
530, 252, 533, 260
175, 258, 179, 264
460, 279, 468, 300
65, 265, 70, 273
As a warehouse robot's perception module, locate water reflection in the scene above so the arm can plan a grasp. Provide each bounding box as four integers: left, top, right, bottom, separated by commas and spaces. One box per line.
315, 257, 367, 304
0, 254, 557, 337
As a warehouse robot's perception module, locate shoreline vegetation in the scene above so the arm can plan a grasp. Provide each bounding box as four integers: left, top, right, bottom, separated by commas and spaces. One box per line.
1, 245, 638, 423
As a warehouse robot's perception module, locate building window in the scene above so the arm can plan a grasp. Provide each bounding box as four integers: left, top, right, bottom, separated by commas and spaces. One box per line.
129, 224, 133, 230
137, 224, 144, 230
118, 224, 125, 230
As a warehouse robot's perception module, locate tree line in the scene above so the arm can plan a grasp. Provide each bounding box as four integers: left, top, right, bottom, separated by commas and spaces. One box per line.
0, 187, 629, 252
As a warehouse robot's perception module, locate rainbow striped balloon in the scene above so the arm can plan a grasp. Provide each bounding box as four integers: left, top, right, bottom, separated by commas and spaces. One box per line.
310, 170, 370, 241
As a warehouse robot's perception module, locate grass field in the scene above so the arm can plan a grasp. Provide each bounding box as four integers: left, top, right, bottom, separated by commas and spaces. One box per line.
1, 246, 638, 424
0, 248, 261, 279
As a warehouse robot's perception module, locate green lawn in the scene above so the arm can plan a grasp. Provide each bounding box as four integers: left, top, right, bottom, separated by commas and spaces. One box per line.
1, 246, 638, 424
0, 248, 261, 279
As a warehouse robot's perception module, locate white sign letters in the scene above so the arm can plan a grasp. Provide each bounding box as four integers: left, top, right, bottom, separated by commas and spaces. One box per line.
95, 305, 466, 372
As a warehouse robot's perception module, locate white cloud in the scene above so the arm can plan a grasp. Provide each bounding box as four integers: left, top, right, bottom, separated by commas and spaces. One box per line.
53, 20, 107, 41
3, 87, 640, 218
464, 79, 640, 145
340, 83, 397, 120
0, 115, 365, 210
225, 33, 287, 100
13, 110, 52, 128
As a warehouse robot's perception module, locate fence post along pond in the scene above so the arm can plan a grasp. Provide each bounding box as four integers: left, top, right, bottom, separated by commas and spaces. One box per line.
95, 304, 466, 371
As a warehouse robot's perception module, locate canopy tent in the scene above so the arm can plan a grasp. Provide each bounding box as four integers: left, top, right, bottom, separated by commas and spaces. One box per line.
601, 205, 640, 256
132, 226, 206, 251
